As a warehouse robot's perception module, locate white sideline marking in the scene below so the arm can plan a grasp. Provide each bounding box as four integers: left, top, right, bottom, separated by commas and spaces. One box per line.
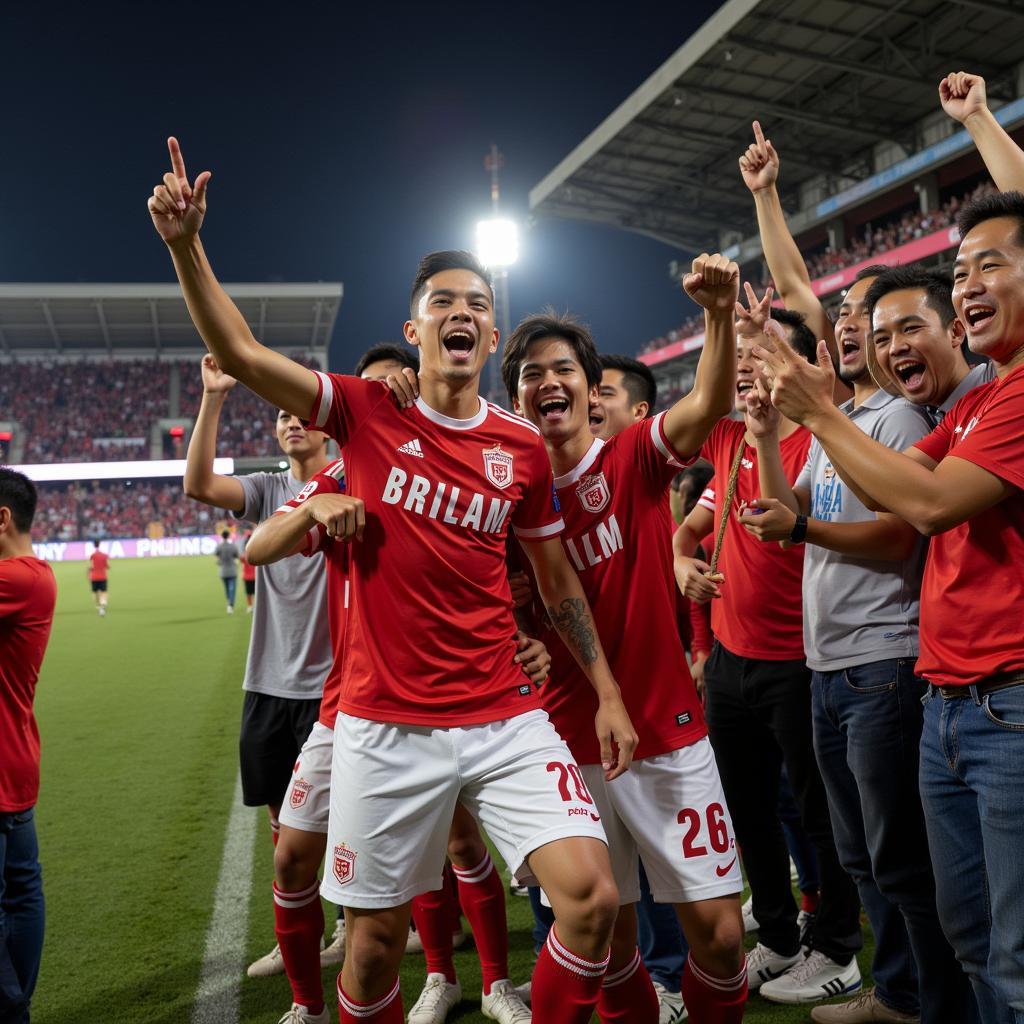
191, 773, 259, 1024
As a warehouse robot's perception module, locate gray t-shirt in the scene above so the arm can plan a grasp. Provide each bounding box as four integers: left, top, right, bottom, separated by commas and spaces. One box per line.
935, 361, 996, 421
214, 541, 239, 578
796, 390, 932, 672
233, 471, 332, 701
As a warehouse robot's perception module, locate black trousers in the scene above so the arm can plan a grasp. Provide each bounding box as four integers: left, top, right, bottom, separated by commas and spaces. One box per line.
703, 641, 862, 963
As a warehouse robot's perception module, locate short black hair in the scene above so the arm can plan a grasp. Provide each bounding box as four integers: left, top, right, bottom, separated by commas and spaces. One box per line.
680, 460, 714, 496
354, 344, 419, 377
502, 310, 603, 406
409, 250, 493, 312
93, 539, 101, 548
864, 266, 956, 326
853, 263, 889, 284
221, 530, 230, 540
772, 308, 817, 363
0, 468, 37, 534
600, 354, 657, 416
957, 189, 1024, 246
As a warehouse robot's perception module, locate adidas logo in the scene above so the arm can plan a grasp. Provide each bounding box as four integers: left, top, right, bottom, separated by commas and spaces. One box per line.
397, 438, 424, 458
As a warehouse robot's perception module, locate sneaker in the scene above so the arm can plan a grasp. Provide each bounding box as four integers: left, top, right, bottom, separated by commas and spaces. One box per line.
481, 979, 532, 1023
742, 895, 759, 933
798, 908, 816, 947
512, 981, 531, 1006
790, 857, 799, 882
276, 1004, 330, 1024
227, 604, 234, 614
247, 942, 285, 978
810, 987, 919, 1022
320, 917, 346, 966
509, 880, 529, 897
745, 942, 803, 991
760, 949, 862, 1004
652, 980, 688, 1023
407, 973, 462, 1024
405, 923, 467, 954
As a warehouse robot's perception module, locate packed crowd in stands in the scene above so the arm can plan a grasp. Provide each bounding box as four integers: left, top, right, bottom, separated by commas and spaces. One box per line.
33, 479, 218, 541
638, 179, 997, 356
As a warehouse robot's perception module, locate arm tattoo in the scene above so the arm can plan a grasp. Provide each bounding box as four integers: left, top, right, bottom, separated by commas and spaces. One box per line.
547, 597, 598, 667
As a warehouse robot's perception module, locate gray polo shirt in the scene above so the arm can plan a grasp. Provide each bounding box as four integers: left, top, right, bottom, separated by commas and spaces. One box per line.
233, 471, 332, 700
934, 361, 996, 421
214, 541, 239, 578
796, 390, 933, 672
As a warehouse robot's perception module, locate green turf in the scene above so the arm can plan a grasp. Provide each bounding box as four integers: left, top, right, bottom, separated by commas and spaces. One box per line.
31, 556, 874, 1024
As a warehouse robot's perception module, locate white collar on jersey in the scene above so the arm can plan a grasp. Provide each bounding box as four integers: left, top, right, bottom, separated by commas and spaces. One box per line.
553, 437, 605, 489
414, 394, 488, 430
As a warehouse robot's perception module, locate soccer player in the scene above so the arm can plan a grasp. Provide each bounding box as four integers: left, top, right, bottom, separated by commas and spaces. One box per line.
149, 137, 637, 1024
87, 539, 110, 616
182, 355, 343, 992
0, 468, 57, 1024
213, 529, 240, 612
499, 253, 749, 1024
354, 343, 420, 383
758, 190, 1024, 1022
588, 354, 657, 441
674, 299, 863, 1001
240, 531, 256, 612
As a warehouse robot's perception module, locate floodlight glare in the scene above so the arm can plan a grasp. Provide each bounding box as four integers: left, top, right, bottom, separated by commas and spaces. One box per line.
475, 218, 519, 268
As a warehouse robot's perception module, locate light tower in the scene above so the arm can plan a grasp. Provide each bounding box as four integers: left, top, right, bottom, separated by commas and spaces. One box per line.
475, 143, 519, 407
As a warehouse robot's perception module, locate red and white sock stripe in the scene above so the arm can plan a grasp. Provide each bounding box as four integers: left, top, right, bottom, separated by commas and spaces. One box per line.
546, 927, 611, 979
686, 952, 747, 993
452, 852, 494, 886
601, 946, 642, 988
338, 977, 400, 1018
273, 879, 321, 910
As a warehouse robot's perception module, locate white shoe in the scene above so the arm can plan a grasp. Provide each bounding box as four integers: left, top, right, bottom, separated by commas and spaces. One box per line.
508, 881, 529, 897
98, 606, 106, 616
742, 895, 759, 933
227, 604, 234, 614
408, 973, 462, 1023
512, 981, 531, 1006
247, 942, 285, 978
405, 923, 467, 954
759, 949, 862, 1004
276, 1004, 329, 1024
247, 604, 253, 613
481, 979, 532, 1023
790, 857, 799, 882
652, 980, 688, 1022
745, 941, 802, 991
320, 917, 346, 966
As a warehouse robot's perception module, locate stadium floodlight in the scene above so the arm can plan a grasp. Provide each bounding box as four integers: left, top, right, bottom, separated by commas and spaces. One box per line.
475, 217, 519, 268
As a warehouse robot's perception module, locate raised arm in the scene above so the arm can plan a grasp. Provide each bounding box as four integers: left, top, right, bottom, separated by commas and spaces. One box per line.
660, 254, 739, 455
941, 72, 1024, 192
246, 493, 365, 565
518, 535, 638, 780
183, 356, 246, 512
148, 138, 319, 418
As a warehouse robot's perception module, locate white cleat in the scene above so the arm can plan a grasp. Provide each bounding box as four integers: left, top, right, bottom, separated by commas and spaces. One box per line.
652, 980, 688, 1022
759, 949, 862, 1005
407, 973, 462, 1024
320, 917, 346, 966
405, 923, 467, 954
276, 1004, 329, 1024
481, 979, 532, 1023
247, 942, 285, 978
745, 941, 802, 991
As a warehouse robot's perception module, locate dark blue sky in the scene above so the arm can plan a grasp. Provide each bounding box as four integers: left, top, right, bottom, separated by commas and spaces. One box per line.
2, 1, 723, 370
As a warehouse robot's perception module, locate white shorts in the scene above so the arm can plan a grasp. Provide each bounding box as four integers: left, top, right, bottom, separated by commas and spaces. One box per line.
581, 737, 743, 905
277, 721, 333, 834
320, 710, 608, 908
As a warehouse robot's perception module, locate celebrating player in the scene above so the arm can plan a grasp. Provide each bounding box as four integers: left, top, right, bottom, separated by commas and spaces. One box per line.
149, 137, 637, 1024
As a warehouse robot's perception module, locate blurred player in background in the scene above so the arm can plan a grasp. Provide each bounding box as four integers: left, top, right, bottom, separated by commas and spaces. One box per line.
240, 530, 256, 613
87, 539, 110, 616
213, 529, 239, 613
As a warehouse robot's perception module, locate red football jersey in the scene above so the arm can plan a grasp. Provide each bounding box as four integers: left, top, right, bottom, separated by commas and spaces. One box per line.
0, 556, 57, 811
698, 419, 810, 661
278, 458, 350, 729
240, 554, 257, 582
88, 550, 109, 581
539, 414, 706, 765
305, 372, 563, 726
913, 366, 1024, 686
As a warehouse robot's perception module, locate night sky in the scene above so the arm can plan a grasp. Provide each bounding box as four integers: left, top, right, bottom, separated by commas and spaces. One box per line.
2, 1, 725, 371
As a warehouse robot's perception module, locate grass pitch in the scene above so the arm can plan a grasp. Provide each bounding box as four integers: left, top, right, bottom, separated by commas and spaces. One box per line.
32, 557, 872, 1023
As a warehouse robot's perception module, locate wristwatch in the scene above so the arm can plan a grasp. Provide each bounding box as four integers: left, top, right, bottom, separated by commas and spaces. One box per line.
789, 514, 808, 544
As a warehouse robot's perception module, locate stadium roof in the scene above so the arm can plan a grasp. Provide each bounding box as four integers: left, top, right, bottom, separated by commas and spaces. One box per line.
0, 282, 342, 358
530, 0, 1024, 251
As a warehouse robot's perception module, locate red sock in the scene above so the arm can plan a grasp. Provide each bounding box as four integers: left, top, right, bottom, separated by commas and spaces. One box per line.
597, 946, 659, 1023
338, 977, 403, 1023
680, 952, 747, 1024
532, 926, 609, 1024
273, 881, 325, 1013
801, 889, 820, 914
453, 852, 507, 995
410, 883, 457, 983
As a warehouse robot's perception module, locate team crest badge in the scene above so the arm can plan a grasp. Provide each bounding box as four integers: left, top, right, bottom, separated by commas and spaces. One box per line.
576, 473, 609, 514
290, 777, 313, 809
483, 445, 514, 489
333, 843, 357, 886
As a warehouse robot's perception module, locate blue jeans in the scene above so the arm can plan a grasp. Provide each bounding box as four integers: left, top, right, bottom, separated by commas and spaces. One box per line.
777, 768, 819, 894
527, 886, 553, 956
920, 681, 1024, 1023
636, 862, 689, 992
222, 576, 237, 605
813, 659, 973, 1022
0, 808, 45, 1024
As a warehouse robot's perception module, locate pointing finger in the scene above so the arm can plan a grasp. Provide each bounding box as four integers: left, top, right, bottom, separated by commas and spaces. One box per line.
752, 120, 766, 150
168, 137, 187, 182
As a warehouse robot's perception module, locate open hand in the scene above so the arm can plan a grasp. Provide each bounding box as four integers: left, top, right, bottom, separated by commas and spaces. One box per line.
148, 137, 211, 247
595, 695, 638, 781
383, 366, 419, 409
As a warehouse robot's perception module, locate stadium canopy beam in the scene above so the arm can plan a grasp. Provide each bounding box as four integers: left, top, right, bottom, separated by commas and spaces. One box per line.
40, 301, 62, 354
933, 0, 1024, 19
95, 300, 112, 355
257, 297, 268, 342
0, 325, 8, 354
584, 166, 754, 210
148, 299, 161, 355
311, 300, 323, 350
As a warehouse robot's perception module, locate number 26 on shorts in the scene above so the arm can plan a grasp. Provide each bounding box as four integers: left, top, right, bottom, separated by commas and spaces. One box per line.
678, 803, 733, 858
